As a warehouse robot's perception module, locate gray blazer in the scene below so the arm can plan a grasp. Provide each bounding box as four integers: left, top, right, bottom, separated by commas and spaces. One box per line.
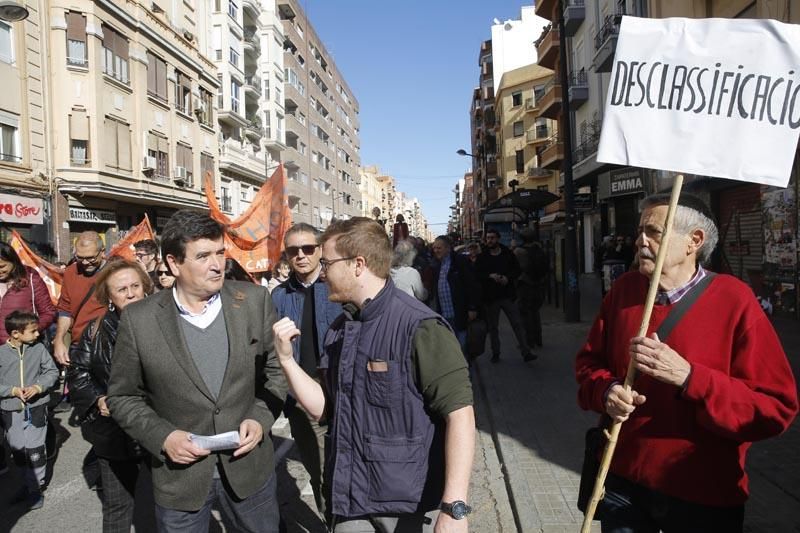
107, 281, 287, 511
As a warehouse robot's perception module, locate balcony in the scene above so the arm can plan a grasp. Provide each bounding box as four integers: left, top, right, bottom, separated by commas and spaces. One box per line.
278, 1, 296, 20
243, 28, 260, 55
243, 0, 259, 15
482, 85, 494, 102
485, 158, 498, 177
535, 0, 558, 20
244, 118, 264, 141
526, 125, 550, 144
536, 25, 559, 70
568, 69, 588, 108
538, 78, 562, 119
540, 136, 564, 170
564, 0, 585, 37
244, 75, 262, 98
593, 15, 621, 73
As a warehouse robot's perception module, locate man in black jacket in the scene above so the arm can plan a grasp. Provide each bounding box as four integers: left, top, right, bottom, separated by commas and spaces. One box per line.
431, 236, 480, 350
475, 229, 536, 363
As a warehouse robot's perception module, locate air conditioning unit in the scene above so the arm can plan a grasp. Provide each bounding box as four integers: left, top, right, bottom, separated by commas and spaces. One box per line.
174, 166, 188, 180
142, 156, 157, 171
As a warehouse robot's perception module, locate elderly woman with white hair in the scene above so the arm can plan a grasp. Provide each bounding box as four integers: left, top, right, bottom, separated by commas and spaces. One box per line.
390, 240, 428, 301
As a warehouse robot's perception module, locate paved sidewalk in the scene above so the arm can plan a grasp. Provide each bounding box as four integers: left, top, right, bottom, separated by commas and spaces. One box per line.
475, 273, 800, 533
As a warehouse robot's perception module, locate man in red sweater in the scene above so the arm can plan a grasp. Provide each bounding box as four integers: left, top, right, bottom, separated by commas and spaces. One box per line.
576, 193, 798, 532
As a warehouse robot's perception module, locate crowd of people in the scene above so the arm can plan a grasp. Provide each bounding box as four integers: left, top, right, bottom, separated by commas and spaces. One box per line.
0, 191, 797, 533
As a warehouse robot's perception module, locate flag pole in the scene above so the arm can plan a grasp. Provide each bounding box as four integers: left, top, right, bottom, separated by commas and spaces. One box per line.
580, 174, 684, 533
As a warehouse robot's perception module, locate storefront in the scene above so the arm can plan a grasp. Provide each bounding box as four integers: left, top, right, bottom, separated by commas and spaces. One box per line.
0, 192, 53, 258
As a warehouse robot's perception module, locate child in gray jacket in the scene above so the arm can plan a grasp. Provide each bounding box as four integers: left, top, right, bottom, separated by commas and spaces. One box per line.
0, 310, 58, 511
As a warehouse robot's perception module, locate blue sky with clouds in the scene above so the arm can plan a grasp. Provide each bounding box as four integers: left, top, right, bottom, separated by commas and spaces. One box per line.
303, 1, 533, 233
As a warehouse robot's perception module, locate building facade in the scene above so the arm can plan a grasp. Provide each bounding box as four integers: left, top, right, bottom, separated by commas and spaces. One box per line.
281, 0, 361, 229
536, 0, 800, 316
48, 0, 219, 258
0, 2, 52, 256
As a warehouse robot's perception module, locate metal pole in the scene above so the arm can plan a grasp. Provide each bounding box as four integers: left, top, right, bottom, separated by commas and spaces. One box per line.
558, 0, 581, 322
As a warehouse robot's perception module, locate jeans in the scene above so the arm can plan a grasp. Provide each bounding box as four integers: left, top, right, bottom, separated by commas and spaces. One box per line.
485, 297, 532, 358
155, 471, 279, 533
599, 473, 744, 533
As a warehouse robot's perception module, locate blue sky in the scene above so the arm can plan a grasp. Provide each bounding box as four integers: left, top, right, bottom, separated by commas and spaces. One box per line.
303, 1, 533, 234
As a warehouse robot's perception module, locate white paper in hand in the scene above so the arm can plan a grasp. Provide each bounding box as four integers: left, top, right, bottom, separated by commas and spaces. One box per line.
189, 431, 241, 451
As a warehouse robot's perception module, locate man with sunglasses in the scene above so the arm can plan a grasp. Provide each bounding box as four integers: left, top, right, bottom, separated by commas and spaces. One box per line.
270, 223, 342, 524
53, 232, 107, 367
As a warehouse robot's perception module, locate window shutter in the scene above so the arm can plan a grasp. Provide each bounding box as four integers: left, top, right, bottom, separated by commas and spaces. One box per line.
103, 119, 118, 168
70, 110, 88, 141
146, 52, 156, 94
101, 25, 115, 50
115, 31, 129, 60
117, 121, 131, 170
147, 132, 158, 152
66, 13, 86, 42
157, 136, 168, 154
157, 58, 167, 100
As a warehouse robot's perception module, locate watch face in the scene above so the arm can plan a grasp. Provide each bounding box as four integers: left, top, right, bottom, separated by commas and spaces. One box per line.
451, 501, 468, 520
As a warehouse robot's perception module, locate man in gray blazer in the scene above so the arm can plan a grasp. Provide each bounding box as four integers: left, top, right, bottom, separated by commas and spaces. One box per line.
108, 210, 287, 532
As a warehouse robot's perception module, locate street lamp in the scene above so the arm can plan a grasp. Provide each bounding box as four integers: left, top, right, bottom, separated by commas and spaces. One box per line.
456, 149, 475, 157
0, 1, 29, 21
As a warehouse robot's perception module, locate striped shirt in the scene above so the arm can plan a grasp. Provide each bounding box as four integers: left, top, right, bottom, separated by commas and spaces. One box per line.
655, 265, 707, 305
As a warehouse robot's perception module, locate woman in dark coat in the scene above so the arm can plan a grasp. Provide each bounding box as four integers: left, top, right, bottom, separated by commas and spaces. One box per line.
67, 260, 153, 532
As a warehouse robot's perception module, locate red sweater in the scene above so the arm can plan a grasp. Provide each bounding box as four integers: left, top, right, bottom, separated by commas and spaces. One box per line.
56, 263, 105, 345
576, 271, 798, 506
0, 267, 57, 343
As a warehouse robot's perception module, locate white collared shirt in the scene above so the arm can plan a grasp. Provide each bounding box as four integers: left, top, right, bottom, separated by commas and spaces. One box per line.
172, 288, 222, 329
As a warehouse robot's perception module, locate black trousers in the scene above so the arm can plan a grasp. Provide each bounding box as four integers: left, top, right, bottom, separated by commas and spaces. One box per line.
600, 473, 744, 533
98, 457, 142, 533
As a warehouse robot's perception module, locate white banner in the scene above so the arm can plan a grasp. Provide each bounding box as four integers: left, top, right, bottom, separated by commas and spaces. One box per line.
0, 194, 43, 224
597, 16, 800, 188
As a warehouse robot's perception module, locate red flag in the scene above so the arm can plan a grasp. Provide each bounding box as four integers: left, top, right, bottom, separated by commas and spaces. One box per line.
9, 230, 63, 305
108, 214, 156, 261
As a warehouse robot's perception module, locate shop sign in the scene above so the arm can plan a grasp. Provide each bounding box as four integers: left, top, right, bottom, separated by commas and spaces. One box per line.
0, 194, 43, 225
609, 168, 644, 197
68, 207, 116, 224
574, 193, 594, 211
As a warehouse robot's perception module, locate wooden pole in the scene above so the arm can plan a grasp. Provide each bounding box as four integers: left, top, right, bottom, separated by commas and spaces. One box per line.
579, 174, 685, 533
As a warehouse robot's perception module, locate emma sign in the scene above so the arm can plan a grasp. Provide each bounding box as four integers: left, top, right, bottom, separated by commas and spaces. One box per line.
609, 168, 644, 196
597, 16, 800, 187
0, 194, 43, 224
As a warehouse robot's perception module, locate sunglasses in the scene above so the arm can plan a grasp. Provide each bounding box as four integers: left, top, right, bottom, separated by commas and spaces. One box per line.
157, 270, 173, 276
286, 244, 319, 257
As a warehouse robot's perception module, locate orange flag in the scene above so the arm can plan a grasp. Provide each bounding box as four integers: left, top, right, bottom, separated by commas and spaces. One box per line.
205, 166, 292, 272
9, 230, 63, 305
108, 214, 156, 261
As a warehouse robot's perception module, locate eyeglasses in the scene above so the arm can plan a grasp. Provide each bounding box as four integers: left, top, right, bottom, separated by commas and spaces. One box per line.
157, 270, 173, 276
285, 244, 319, 257
135, 252, 155, 259
319, 257, 356, 272
74, 252, 102, 265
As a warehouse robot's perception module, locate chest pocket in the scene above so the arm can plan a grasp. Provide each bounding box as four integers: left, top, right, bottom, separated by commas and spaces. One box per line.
365, 358, 400, 408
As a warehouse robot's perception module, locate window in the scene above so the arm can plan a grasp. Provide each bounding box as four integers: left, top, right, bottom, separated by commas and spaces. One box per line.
0, 112, 20, 163
229, 46, 239, 68
515, 150, 524, 174
298, 141, 306, 155
0, 21, 12, 64
66, 13, 87, 67
512, 91, 522, 107
102, 25, 129, 84
240, 186, 248, 200
175, 143, 193, 185
230, 80, 241, 114
146, 134, 169, 181
102, 117, 131, 171
217, 75, 223, 109
70, 110, 90, 165
197, 88, 213, 126
146, 52, 167, 102
175, 71, 192, 115
201, 152, 214, 183
228, 0, 238, 19
513, 121, 524, 137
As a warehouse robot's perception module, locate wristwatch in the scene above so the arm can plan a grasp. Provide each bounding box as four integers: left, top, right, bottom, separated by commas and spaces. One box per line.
440, 500, 472, 520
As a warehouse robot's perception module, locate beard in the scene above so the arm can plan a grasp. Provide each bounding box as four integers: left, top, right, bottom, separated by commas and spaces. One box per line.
77, 262, 98, 276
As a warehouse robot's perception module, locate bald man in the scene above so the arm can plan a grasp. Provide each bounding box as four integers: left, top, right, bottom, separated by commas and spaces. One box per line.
53, 232, 108, 366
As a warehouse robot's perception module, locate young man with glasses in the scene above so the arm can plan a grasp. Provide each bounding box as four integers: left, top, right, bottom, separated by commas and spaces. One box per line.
270, 223, 342, 524
133, 239, 159, 287
274, 218, 475, 532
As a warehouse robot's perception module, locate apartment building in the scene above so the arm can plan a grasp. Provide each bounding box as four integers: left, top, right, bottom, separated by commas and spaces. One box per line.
280, 0, 361, 229
359, 164, 383, 221
0, 2, 52, 254
199, 0, 286, 217
47, 0, 219, 258
536, 0, 800, 316
459, 172, 479, 241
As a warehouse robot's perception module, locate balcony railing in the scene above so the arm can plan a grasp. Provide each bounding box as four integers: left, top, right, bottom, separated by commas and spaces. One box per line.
564, 0, 585, 36
593, 15, 621, 72
572, 133, 601, 163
